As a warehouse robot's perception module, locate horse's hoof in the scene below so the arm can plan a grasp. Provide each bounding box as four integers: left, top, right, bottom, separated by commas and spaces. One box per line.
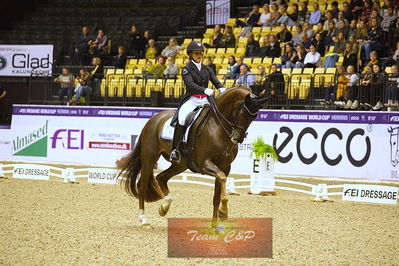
159, 204, 170, 217
140, 223, 153, 229
218, 209, 228, 221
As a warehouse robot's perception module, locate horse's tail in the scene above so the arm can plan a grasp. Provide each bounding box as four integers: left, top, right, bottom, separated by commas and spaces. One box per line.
117, 135, 163, 202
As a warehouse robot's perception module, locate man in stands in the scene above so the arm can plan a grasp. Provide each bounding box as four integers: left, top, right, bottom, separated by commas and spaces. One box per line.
74, 26, 94, 66
236, 4, 261, 28
245, 33, 260, 57
169, 41, 226, 162
236, 64, 256, 88
297, 1, 311, 24
309, 3, 322, 25
114, 46, 127, 69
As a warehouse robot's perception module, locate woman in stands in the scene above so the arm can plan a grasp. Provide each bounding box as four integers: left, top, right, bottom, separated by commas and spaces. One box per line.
303, 45, 321, 68
293, 44, 307, 68
334, 66, 350, 108
54, 68, 75, 105
253, 65, 267, 95
220, 26, 236, 48
370, 64, 386, 110
90, 29, 108, 57
312, 32, 326, 57
276, 23, 293, 44
281, 43, 298, 69
360, 0, 373, 21
315, 22, 327, 40
90, 57, 103, 96
203, 57, 217, 74
71, 69, 92, 105
148, 56, 167, 78
145, 39, 159, 60
359, 65, 374, 109
161, 37, 184, 58
339, 65, 360, 109
225, 55, 237, 79
169, 41, 226, 162
355, 20, 369, 41
127, 25, 144, 58
342, 43, 358, 72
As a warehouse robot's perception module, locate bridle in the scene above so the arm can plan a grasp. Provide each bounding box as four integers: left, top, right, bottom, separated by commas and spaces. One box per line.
207, 95, 258, 144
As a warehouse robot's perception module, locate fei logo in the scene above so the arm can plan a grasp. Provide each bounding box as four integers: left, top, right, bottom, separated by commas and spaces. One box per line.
50, 129, 84, 150
388, 127, 399, 167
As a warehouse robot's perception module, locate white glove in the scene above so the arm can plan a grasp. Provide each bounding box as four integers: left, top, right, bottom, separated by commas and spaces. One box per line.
219, 87, 226, 93
204, 88, 214, 96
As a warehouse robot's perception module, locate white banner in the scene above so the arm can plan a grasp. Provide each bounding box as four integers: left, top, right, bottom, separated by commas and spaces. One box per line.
342, 184, 398, 204
2, 105, 399, 182
12, 164, 50, 180
206, 0, 230, 26
87, 168, 118, 184
0, 45, 53, 77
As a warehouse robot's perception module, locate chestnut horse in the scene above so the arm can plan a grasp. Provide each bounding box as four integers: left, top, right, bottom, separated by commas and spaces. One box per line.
117, 85, 267, 227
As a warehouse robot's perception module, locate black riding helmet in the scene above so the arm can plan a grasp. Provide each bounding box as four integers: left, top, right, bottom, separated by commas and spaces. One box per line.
186, 41, 205, 55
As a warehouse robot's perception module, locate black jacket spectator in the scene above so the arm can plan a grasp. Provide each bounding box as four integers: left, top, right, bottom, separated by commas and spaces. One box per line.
276, 31, 292, 43
115, 53, 127, 69
91, 64, 104, 79
312, 40, 326, 56
245, 35, 260, 57
343, 52, 358, 71
260, 42, 281, 58
297, 9, 311, 23
75, 34, 94, 54
365, 26, 383, 43
127, 27, 144, 58
266, 71, 285, 95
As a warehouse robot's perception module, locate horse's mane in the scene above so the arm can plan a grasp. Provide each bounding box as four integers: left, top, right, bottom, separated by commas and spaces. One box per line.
216, 85, 251, 104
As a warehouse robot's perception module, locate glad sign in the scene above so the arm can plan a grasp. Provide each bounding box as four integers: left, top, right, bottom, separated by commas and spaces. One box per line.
342, 184, 398, 204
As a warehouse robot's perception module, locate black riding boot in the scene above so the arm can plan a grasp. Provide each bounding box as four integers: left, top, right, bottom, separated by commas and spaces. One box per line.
170, 124, 186, 162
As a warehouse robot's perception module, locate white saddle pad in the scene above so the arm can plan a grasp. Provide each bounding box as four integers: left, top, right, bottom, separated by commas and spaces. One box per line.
160, 108, 205, 142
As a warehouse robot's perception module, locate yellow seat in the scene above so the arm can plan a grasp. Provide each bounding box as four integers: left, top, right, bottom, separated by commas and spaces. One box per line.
124, 69, 134, 75
385, 66, 392, 74
282, 68, 292, 75
135, 79, 145, 97
100, 79, 107, 97
238, 37, 248, 44
134, 68, 143, 75
253, 57, 262, 65
203, 28, 214, 38
115, 69, 124, 75
125, 64, 135, 70
224, 79, 236, 88
154, 79, 164, 92
126, 77, 136, 97
108, 77, 120, 97
235, 48, 245, 56
273, 58, 282, 65
299, 75, 312, 99
218, 68, 228, 75
326, 68, 336, 74
236, 42, 246, 48
243, 57, 253, 65
252, 27, 261, 33
128, 59, 137, 65
206, 48, 216, 56
164, 79, 175, 97
263, 57, 273, 65
303, 68, 314, 74
106, 69, 115, 75
174, 79, 184, 98
116, 78, 125, 97
314, 68, 325, 74
222, 58, 229, 65
216, 48, 226, 55
233, 28, 241, 35
146, 79, 157, 97
213, 57, 223, 65
138, 59, 147, 65
225, 48, 235, 55
292, 68, 303, 74
202, 38, 211, 45
183, 38, 192, 46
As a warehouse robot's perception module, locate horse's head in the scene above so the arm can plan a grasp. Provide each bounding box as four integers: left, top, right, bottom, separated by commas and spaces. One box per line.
216, 85, 269, 144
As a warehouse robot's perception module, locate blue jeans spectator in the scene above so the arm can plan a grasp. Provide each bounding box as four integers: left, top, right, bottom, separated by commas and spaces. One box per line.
59, 86, 73, 104
360, 41, 383, 61
75, 84, 92, 100
324, 54, 338, 68
324, 86, 335, 102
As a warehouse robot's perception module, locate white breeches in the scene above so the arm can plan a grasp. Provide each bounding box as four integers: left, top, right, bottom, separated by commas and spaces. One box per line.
178, 96, 209, 126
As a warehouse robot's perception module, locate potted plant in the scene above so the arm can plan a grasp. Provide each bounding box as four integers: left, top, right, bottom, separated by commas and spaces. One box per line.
249, 137, 278, 195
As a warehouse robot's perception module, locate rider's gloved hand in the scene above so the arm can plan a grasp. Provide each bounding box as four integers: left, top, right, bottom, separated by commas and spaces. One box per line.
204, 88, 214, 96
219, 87, 227, 93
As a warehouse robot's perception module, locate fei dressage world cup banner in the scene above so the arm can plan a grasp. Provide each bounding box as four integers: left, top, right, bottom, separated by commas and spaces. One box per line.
1, 105, 399, 182
0, 45, 53, 77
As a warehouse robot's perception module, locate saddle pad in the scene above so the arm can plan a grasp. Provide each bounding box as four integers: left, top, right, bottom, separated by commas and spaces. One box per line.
160, 108, 205, 142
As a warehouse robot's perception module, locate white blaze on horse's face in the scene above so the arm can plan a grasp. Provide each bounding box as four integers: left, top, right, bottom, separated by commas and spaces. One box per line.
388, 127, 399, 167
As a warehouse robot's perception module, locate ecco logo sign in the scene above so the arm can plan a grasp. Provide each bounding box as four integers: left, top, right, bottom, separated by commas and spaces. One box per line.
273, 127, 371, 167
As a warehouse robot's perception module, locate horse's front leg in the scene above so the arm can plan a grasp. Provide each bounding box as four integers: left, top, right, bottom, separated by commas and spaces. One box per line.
204, 160, 228, 221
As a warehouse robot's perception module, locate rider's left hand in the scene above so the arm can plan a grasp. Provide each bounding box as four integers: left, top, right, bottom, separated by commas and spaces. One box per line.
219, 87, 227, 94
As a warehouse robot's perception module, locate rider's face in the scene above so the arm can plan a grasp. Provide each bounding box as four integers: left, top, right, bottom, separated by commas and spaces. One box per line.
191, 51, 203, 63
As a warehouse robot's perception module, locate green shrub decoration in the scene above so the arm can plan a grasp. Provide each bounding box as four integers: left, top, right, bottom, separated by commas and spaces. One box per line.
251, 137, 278, 161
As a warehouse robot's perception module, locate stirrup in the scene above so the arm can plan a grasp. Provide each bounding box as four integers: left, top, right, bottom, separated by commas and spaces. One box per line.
170, 149, 181, 162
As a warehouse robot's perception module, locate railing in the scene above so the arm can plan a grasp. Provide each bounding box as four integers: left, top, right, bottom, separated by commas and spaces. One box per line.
26, 72, 394, 110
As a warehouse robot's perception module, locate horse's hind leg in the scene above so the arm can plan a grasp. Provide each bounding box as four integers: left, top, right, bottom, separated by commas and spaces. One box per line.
156, 164, 187, 217
212, 179, 221, 227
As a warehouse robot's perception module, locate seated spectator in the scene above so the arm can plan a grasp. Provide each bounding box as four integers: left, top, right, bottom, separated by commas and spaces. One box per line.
324, 21, 338, 46
358, 65, 374, 109
236, 4, 261, 28
342, 2, 353, 22
245, 33, 260, 57
303, 22, 315, 39
260, 35, 271, 48
145, 39, 159, 59
382, 41, 399, 67
343, 43, 358, 71
264, 3, 281, 27
360, 0, 372, 21
203, 57, 216, 74
304, 45, 321, 68
288, 3, 299, 23
299, 33, 312, 51
364, 51, 380, 69
297, 1, 311, 24
289, 44, 306, 68
253, 65, 267, 95
74, 26, 94, 66
232, 57, 244, 77
337, 12, 349, 27
147, 56, 167, 77
276, 4, 295, 26
324, 32, 346, 68
309, 3, 322, 25
281, 43, 298, 68
256, 4, 271, 26
225, 55, 237, 79
265, 64, 285, 96
312, 33, 326, 56
368, 9, 383, 28
205, 25, 223, 48
355, 20, 369, 41
385, 64, 399, 111
114, 46, 127, 69
276, 23, 292, 43
315, 22, 327, 40
90, 57, 103, 96
71, 69, 92, 104
143, 31, 150, 49
334, 66, 350, 106
259, 35, 281, 58
381, 7, 397, 46
220, 26, 236, 48
144, 60, 153, 73
348, 35, 360, 55
350, 0, 364, 21
90, 29, 108, 56
54, 67, 75, 105
338, 65, 360, 109
337, 20, 349, 38
348, 20, 358, 37
323, 11, 338, 31
370, 64, 386, 110
127, 25, 144, 58
161, 38, 184, 58
163, 57, 179, 78
291, 24, 303, 46
330, 1, 340, 19
236, 64, 256, 88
